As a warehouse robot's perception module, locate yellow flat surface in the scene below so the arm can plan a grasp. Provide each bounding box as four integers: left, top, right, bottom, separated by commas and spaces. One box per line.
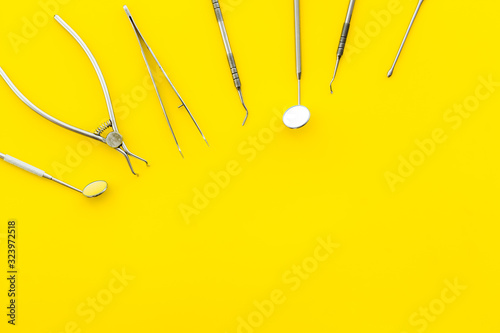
1, 0, 499, 332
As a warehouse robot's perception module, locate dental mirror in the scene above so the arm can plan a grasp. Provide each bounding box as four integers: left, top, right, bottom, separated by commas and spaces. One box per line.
284, 0, 310, 129
1, 152, 108, 198
82, 180, 108, 198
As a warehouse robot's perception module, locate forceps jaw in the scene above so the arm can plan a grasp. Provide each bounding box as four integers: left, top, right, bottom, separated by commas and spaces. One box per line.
121, 142, 149, 166
115, 144, 149, 176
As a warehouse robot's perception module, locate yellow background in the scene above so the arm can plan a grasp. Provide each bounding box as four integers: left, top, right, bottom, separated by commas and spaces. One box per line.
1, 0, 499, 332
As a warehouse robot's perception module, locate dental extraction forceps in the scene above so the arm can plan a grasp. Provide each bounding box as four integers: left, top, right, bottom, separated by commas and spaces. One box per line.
211, 0, 249, 126
124, 6, 209, 157
0, 15, 147, 175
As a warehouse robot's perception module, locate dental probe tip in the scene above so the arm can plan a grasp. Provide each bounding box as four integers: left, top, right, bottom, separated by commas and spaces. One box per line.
242, 111, 248, 126
330, 57, 340, 94
238, 89, 249, 126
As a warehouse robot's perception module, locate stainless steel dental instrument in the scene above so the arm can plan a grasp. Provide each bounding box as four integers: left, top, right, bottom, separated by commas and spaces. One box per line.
211, 0, 249, 126
387, 0, 424, 77
0, 152, 107, 198
283, 0, 310, 129
123, 6, 208, 157
330, 0, 356, 93
0, 15, 147, 175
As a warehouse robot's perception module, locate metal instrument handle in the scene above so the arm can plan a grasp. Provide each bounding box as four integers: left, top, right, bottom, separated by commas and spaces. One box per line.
0, 67, 104, 142
337, 0, 356, 57
294, 0, 302, 80
212, 0, 241, 89
54, 15, 118, 133
345, 0, 356, 24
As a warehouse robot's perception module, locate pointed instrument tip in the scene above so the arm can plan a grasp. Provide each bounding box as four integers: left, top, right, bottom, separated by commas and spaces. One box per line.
387, 68, 394, 78
238, 89, 249, 126
242, 111, 248, 126
387, 64, 395, 77
330, 57, 340, 94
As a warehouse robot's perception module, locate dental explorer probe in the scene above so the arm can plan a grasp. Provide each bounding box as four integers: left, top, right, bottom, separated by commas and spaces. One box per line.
387, 0, 424, 77
330, 0, 356, 93
211, 0, 249, 125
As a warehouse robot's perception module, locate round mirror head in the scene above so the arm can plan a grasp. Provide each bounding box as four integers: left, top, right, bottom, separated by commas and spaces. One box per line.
283, 105, 310, 129
82, 180, 108, 198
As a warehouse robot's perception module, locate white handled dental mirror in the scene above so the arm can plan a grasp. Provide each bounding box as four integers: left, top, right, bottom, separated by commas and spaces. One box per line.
1, 152, 107, 198
284, 0, 310, 129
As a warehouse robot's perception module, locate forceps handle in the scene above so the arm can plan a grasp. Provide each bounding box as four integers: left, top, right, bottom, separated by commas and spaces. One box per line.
212, 0, 241, 89
294, 0, 302, 80
54, 15, 118, 132
0, 67, 104, 143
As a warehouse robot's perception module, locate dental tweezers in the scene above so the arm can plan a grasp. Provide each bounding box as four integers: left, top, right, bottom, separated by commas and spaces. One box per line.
124, 6, 209, 157
0, 15, 147, 175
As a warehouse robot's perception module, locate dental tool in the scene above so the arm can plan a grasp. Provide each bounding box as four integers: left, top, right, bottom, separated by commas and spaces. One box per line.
330, 0, 356, 93
387, 0, 424, 77
211, 0, 249, 126
283, 0, 310, 129
0, 15, 147, 175
123, 6, 208, 157
0, 152, 107, 198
